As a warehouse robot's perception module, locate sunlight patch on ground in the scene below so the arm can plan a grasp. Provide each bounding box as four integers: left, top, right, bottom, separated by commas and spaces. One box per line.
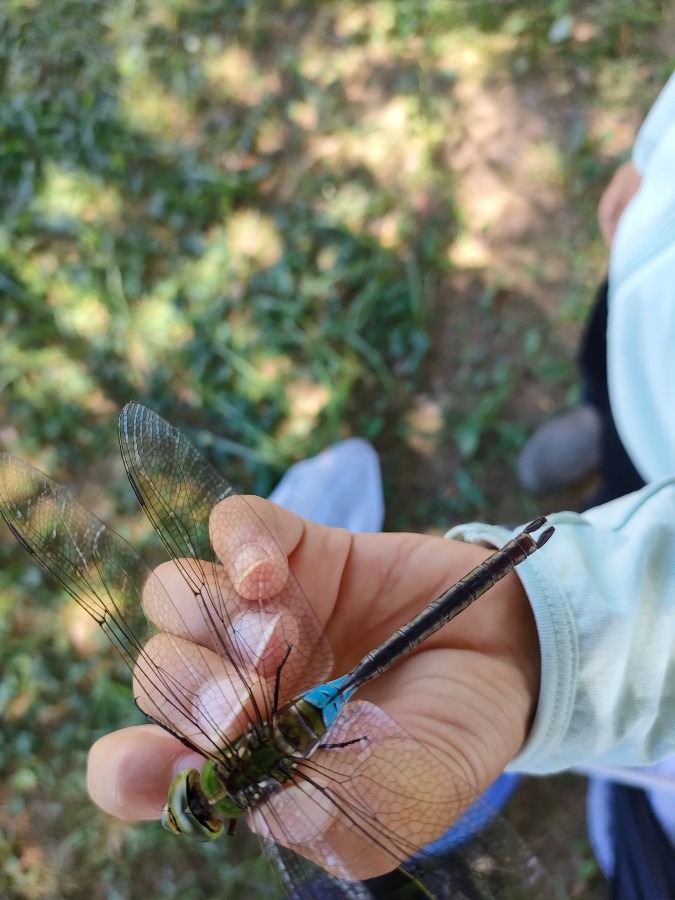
225, 211, 284, 271
204, 44, 281, 105
116, 45, 197, 142
56, 297, 112, 340
129, 298, 193, 378
404, 396, 445, 458
34, 163, 122, 224
283, 380, 331, 440
64, 603, 106, 658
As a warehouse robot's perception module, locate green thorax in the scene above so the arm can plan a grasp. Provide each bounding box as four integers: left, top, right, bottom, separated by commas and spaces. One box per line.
163, 687, 340, 842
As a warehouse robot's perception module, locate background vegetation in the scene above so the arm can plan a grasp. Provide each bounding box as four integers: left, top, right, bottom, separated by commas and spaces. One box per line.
1, 1, 673, 897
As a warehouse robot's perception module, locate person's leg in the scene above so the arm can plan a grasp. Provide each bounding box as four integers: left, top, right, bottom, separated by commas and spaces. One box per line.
518, 279, 645, 502
587, 759, 675, 897
268, 438, 385, 533
577, 280, 645, 507
582, 413, 645, 508
516, 404, 601, 493
517, 282, 607, 494
588, 778, 675, 899
577, 279, 610, 411
607, 783, 675, 899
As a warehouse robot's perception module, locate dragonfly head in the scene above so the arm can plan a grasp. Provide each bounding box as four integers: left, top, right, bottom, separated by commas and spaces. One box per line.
162, 766, 242, 842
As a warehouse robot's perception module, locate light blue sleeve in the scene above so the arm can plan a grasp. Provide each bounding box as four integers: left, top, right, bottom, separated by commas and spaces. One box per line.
607, 72, 675, 483
633, 72, 675, 172
446, 479, 675, 774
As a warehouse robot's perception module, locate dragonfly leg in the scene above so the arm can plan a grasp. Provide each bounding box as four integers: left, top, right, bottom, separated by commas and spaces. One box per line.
273, 641, 294, 710
136, 702, 205, 754
319, 734, 370, 751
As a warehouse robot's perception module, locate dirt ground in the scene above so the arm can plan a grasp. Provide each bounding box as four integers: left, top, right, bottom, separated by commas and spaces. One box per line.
385, 52, 654, 531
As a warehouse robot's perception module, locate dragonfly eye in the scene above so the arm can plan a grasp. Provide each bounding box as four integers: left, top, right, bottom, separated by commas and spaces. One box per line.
163, 768, 225, 842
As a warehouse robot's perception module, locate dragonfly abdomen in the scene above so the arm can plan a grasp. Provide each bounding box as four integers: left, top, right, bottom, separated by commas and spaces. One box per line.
343, 518, 553, 692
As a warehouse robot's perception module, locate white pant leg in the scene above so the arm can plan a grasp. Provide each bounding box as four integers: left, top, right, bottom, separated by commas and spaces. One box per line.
268, 438, 384, 533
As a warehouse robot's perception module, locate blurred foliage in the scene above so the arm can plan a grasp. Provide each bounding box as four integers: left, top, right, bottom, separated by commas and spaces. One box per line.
0, 0, 672, 897
0, 0, 463, 494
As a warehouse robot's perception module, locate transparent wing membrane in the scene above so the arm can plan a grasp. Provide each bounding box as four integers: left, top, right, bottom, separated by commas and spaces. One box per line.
0, 454, 245, 760
120, 402, 333, 707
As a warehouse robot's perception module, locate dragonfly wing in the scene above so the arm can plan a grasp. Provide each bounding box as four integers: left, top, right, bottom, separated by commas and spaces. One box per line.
0, 453, 249, 758
1, 401, 336, 757
254, 701, 561, 899
118, 402, 334, 707
262, 839, 373, 899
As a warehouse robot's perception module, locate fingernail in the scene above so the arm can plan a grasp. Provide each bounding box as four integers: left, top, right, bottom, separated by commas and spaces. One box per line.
233, 543, 272, 583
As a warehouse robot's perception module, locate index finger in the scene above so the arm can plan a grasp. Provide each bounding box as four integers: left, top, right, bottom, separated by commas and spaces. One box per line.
210, 495, 291, 601
220, 497, 498, 670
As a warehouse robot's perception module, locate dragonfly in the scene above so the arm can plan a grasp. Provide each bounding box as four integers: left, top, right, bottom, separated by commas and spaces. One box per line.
0, 402, 556, 899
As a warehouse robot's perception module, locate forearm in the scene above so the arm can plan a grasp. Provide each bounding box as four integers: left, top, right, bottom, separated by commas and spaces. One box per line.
447, 478, 675, 773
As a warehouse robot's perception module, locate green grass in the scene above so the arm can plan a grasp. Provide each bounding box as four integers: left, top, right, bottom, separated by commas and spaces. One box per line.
0, 1, 672, 897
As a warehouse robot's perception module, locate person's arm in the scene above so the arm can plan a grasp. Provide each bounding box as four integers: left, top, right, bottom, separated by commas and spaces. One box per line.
597, 161, 642, 248
632, 72, 675, 173
447, 477, 675, 774
597, 74, 675, 248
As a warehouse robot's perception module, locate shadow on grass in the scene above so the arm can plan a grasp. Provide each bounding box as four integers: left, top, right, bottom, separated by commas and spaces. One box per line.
0, 1, 463, 499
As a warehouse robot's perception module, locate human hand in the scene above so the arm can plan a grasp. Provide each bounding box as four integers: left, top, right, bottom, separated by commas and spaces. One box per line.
598, 160, 642, 248
87, 497, 541, 876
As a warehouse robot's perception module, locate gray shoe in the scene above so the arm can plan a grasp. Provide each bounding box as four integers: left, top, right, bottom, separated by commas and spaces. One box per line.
517, 405, 601, 494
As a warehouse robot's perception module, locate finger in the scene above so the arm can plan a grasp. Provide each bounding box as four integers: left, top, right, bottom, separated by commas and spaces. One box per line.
87, 725, 201, 820
133, 633, 272, 755
142, 498, 311, 636
144, 558, 293, 670
212, 495, 352, 626
210, 495, 294, 601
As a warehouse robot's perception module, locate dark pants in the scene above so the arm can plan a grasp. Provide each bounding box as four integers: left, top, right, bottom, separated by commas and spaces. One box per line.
580, 283, 673, 900
579, 280, 645, 508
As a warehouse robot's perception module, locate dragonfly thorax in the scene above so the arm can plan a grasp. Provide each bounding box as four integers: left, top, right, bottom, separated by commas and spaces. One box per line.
162, 693, 335, 842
